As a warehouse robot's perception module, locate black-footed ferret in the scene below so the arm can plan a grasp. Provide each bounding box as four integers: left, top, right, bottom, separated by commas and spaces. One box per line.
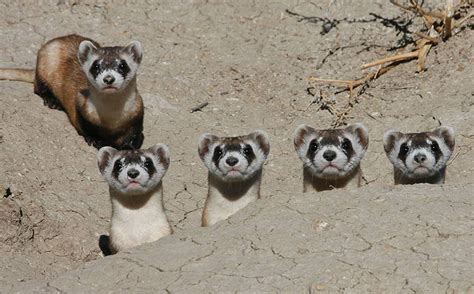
198, 130, 270, 227
383, 126, 455, 185
0, 34, 144, 149
294, 123, 369, 192
97, 144, 172, 254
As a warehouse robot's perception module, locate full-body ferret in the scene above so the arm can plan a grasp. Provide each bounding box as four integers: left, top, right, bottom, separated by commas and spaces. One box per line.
294, 123, 369, 192
198, 130, 270, 227
0, 34, 144, 149
383, 126, 455, 184
97, 144, 172, 254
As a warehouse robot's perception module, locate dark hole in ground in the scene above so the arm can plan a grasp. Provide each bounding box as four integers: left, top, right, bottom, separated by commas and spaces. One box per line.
99, 234, 113, 256
3, 187, 12, 198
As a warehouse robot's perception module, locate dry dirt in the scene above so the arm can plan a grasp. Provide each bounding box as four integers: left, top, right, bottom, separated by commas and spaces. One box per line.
0, 0, 473, 292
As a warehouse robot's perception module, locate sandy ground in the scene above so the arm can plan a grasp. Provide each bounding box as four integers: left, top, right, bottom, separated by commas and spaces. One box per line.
0, 0, 472, 292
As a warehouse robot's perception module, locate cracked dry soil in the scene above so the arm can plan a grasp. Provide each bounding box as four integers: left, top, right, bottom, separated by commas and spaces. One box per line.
0, 0, 473, 292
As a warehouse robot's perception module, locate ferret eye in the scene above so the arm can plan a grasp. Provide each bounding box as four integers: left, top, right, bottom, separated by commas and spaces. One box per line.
243, 145, 253, 156
430, 141, 440, 153
341, 138, 352, 151
399, 143, 409, 156
118, 60, 129, 74
214, 147, 223, 158
113, 160, 123, 170
144, 158, 153, 169
309, 140, 318, 152
89, 60, 101, 77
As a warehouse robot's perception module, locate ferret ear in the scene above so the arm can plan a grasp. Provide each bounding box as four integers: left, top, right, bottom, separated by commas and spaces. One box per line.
345, 123, 369, 149
198, 134, 218, 161
97, 146, 117, 175
147, 144, 171, 169
78, 41, 98, 64
433, 126, 455, 151
383, 130, 403, 154
123, 41, 143, 64
250, 130, 270, 157
294, 124, 315, 151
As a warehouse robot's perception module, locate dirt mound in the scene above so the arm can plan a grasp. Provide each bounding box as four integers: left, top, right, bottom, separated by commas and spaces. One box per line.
13, 184, 474, 292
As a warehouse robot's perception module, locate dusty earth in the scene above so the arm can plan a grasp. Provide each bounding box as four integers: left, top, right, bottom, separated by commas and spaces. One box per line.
0, 0, 472, 292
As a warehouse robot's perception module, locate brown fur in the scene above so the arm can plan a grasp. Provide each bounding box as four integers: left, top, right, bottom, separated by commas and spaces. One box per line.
1, 34, 144, 149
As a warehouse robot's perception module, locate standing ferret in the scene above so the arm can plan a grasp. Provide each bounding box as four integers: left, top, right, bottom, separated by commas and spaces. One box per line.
97, 144, 172, 254
383, 126, 455, 185
0, 34, 144, 149
294, 123, 369, 192
198, 130, 270, 227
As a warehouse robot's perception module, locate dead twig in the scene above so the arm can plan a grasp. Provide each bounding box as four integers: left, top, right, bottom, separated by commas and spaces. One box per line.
306, 0, 472, 126
389, 0, 446, 19
453, 10, 474, 29
190, 102, 209, 113
417, 26, 438, 71
309, 61, 397, 93
414, 31, 439, 43
444, 0, 454, 39
361, 50, 420, 69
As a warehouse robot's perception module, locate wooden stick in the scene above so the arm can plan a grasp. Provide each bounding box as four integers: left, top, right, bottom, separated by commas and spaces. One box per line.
444, 0, 454, 39
389, 0, 446, 19
453, 11, 474, 29
190, 102, 209, 113
308, 77, 354, 85
414, 31, 439, 43
417, 27, 438, 72
361, 50, 420, 69
310, 62, 397, 92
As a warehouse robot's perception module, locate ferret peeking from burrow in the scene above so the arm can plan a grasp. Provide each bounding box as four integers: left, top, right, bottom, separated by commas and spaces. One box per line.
0, 34, 144, 150
294, 123, 369, 192
383, 126, 455, 185
198, 130, 270, 227
97, 144, 172, 254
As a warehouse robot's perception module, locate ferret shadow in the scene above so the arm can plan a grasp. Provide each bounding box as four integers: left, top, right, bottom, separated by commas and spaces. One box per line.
98, 234, 113, 256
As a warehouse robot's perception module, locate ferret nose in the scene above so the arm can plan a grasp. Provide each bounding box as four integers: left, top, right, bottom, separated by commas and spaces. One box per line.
103, 75, 115, 85
323, 150, 337, 162
127, 169, 140, 179
225, 157, 239, 166
414, 154, 426, 163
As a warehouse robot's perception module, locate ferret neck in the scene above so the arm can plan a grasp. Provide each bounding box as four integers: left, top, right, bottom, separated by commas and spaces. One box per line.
304, 166, 361, 192
110, 182, 164, 212
88, 78, 137, 102
395, 167, 445, 185
208, 170, 262, 201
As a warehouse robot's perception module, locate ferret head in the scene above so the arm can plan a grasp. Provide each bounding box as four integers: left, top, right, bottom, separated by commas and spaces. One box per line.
198, 130, 270, 182
97, 144, 170, 195
383, 126, 455, 179
294, 123, 369, 179
78, 41, 142, 94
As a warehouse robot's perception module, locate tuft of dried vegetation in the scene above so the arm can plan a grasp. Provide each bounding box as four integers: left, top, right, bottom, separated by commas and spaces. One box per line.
308, 0, 473, 127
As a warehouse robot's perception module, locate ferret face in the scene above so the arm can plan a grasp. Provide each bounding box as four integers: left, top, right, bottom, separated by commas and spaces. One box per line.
383, 126, 455, 179
198, 130, 270, 182
78, 41, 142, 94
97, 144, 170, 195
294, 123, 369, 179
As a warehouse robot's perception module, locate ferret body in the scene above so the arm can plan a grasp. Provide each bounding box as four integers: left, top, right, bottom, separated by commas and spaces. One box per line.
383, 126, 455, 185
97, 144, 172, 254
0, 34, 144, 149
294, 123, 369, 192
198, 130, 270, 227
